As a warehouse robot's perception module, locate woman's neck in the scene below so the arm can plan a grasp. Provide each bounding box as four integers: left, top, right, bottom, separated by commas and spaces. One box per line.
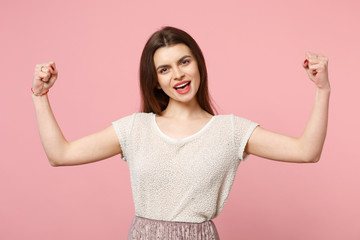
159, 98, 211, 119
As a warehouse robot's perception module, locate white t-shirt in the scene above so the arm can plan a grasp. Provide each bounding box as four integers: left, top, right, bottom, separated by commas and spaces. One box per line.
112, 112, 259, 223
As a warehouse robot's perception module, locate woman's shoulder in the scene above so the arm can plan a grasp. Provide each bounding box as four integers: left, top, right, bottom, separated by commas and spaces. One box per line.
215, 114, 258, 126
133, 112, 155, 120
116, 112, 154, 119
210, 114, 234, 127
112, 112, 154, 130
216, 113, 252, 119
214, 113, 235, 120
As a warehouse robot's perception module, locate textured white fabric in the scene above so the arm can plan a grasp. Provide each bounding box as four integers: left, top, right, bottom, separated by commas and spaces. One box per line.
112, 112, 258, 223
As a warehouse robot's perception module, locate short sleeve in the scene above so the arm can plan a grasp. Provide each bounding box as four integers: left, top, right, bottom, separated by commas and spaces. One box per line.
232, 114, 259, 161
112, 113, 136, 161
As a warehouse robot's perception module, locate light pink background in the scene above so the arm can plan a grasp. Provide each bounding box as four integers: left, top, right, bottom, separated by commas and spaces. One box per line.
1, 0, 359, 239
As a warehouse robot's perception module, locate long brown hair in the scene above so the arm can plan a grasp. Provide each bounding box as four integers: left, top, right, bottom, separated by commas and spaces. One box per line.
139, 26, 216, 115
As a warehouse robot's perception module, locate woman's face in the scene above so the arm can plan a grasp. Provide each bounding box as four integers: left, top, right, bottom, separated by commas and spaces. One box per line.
153, 43, 200, 105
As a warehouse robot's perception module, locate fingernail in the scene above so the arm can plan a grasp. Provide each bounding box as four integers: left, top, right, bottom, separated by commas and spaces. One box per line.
304, 59, 308, 64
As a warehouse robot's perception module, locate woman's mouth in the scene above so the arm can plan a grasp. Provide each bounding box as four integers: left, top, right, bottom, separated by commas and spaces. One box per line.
174, 81, 191, 94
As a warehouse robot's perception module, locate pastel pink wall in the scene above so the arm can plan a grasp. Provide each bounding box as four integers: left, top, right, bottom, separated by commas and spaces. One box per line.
1, 0, 359, 239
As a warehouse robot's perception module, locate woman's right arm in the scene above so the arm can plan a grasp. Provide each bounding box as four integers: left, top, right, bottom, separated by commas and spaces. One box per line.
32, 62, 121, 167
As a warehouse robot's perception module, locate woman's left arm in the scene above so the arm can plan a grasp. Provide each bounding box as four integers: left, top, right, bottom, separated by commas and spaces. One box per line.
246, 52, 330, 163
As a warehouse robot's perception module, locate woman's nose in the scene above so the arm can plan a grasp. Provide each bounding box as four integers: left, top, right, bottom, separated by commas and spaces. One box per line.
173, 67, 185, 80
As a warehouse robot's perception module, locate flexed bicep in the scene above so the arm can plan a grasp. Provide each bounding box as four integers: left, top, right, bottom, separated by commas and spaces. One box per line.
245, 126, 313, 163
55, 125, 122, 166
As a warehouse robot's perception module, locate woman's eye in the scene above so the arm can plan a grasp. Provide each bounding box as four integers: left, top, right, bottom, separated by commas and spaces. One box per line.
182, 59, 190, 65
159, 68, 168, 74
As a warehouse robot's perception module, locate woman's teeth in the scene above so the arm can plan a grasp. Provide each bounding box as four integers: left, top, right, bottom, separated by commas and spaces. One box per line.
175, 82, 190, 89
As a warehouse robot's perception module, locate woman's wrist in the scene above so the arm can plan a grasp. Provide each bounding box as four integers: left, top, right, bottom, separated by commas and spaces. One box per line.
316, 83, 331, 93
31, 88, 50, 104
31, 88, 49, 96
315, 86, 331, 101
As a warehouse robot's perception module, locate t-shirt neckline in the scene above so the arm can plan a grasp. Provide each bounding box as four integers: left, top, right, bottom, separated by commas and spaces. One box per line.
152, 112, 216, 144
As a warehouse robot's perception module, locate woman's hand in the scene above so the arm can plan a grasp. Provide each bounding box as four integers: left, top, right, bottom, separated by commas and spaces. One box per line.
303, 52, 330, 90
32, 61, 58, 95
246, 52, 331, 163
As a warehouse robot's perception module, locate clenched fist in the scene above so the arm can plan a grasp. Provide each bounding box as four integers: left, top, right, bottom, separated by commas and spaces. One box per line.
303, 52, 330, 90
32, 61, 58, 95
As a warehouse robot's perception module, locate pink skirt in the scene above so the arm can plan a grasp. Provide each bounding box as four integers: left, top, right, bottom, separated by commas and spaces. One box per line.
127, 216, 220, 240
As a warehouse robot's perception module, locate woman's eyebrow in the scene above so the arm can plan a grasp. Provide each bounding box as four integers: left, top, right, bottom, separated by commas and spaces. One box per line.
156, 64, 170, 71
156, 55, 191, 71
177, 55, 191, 64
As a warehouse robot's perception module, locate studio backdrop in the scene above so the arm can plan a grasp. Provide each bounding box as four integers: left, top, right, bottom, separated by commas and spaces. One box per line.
1, 0, 359, 239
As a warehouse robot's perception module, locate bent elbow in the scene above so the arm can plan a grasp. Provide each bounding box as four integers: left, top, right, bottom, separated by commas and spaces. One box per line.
305, 157, 320, 163
48, 157, 63, 167
312, 155, 321, 163
303, 153, 321, 163
49, 161, 60, 167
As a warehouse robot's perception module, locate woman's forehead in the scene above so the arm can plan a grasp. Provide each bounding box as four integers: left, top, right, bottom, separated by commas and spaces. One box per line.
153, 44, 193, 65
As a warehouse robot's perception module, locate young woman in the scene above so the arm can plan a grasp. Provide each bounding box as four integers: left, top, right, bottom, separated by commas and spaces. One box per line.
32, 26, 330, 239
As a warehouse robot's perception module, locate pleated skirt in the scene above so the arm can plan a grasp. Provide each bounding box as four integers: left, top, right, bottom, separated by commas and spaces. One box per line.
127, 216, 220, 240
